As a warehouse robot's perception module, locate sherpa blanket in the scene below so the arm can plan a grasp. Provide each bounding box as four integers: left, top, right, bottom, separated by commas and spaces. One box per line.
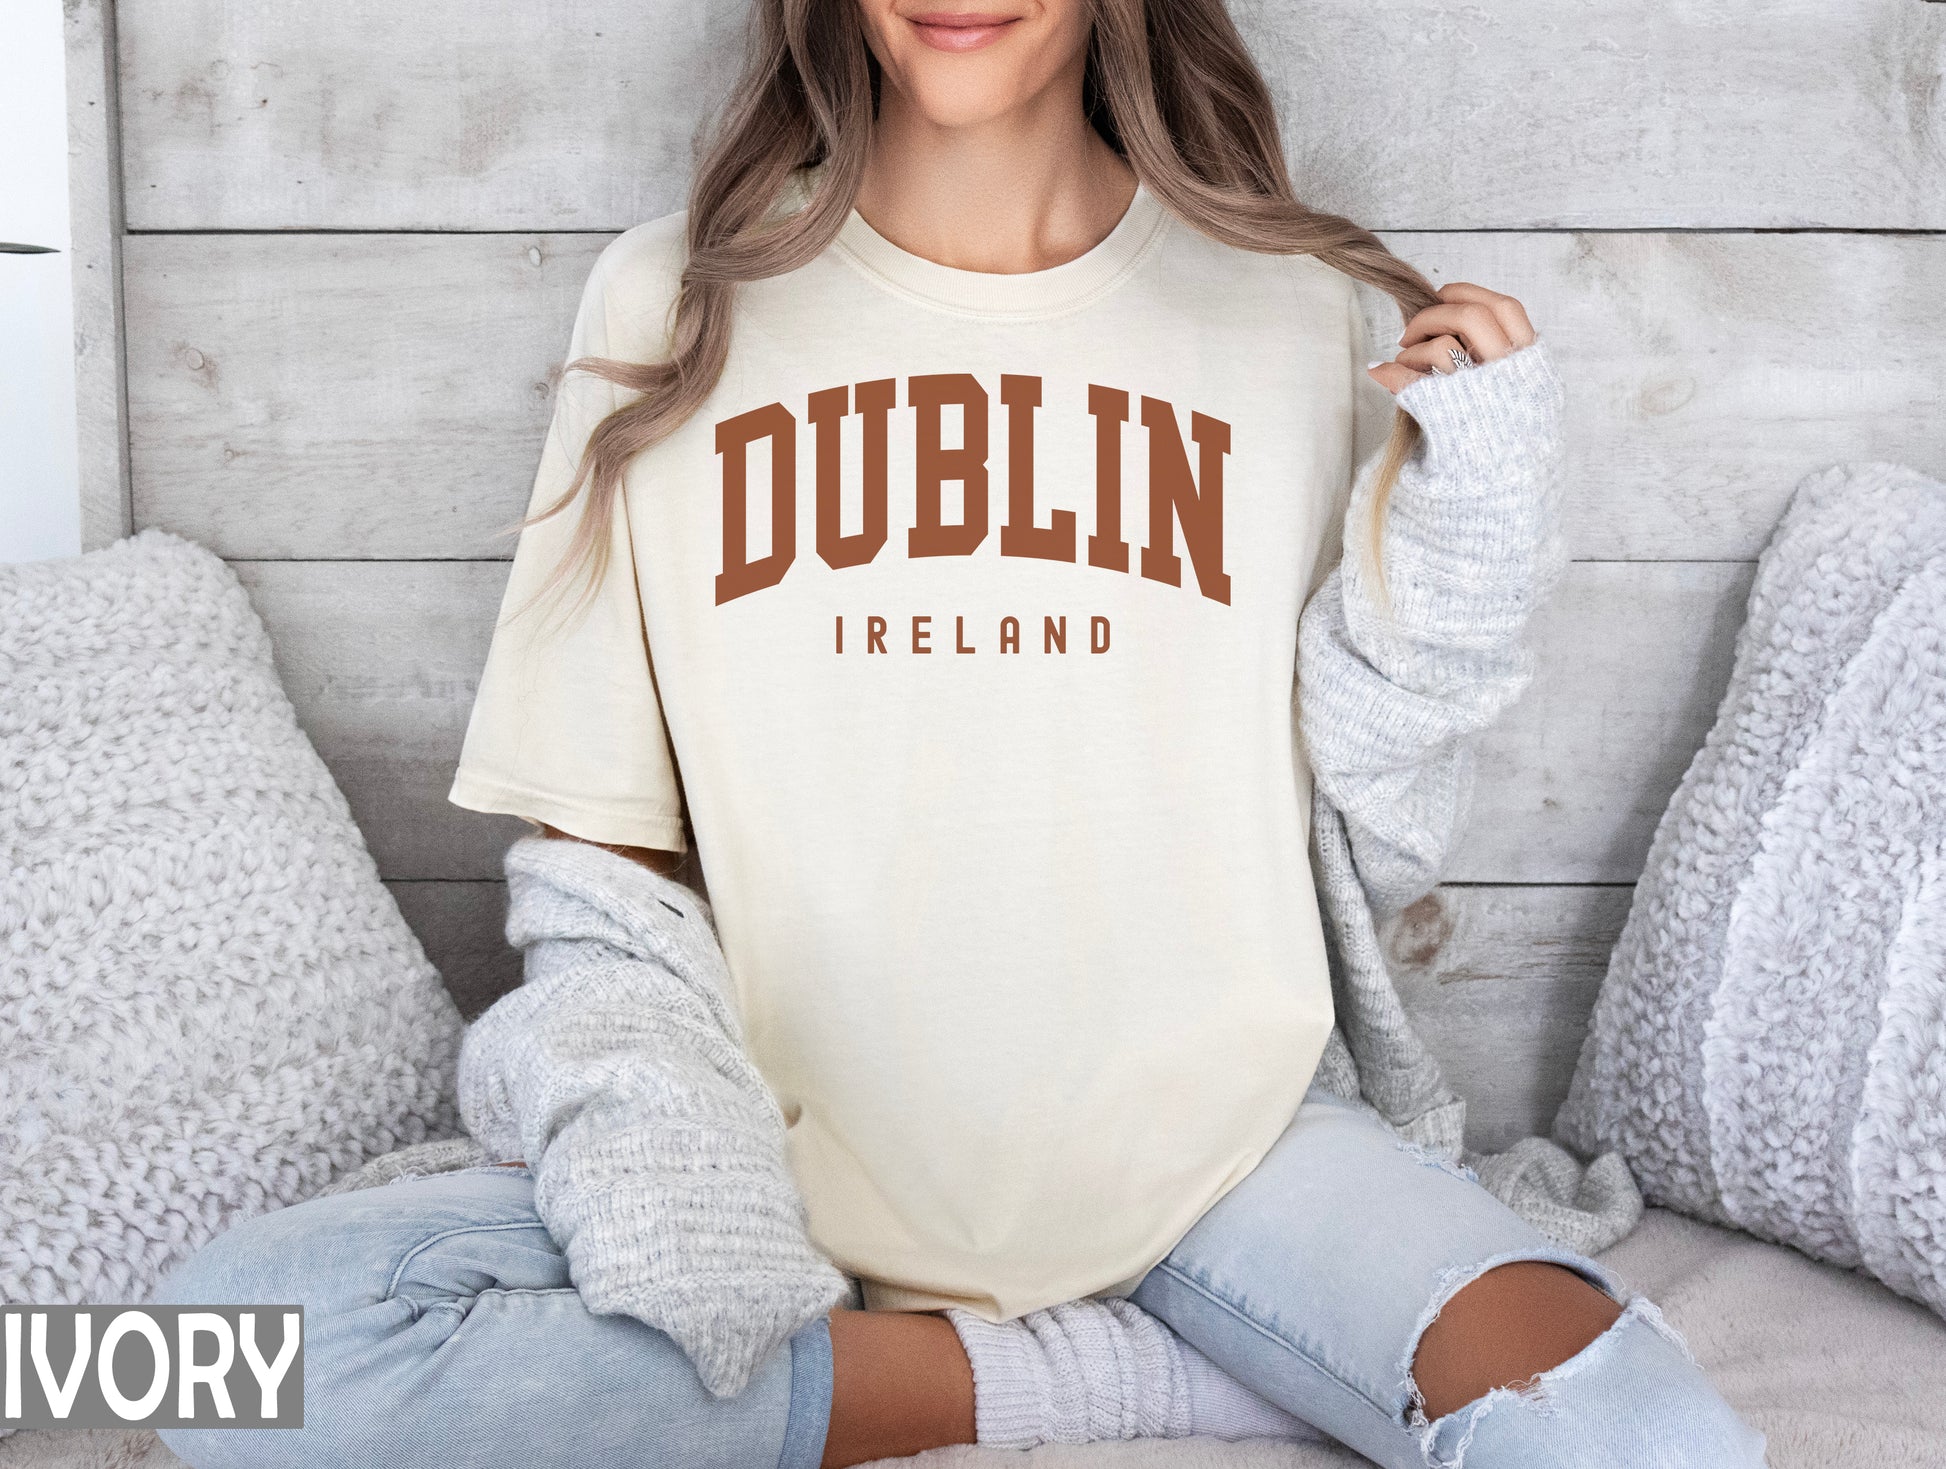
1555, 460, 1946, 1318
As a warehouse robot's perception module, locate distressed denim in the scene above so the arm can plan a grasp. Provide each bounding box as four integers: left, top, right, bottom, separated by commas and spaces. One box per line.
1130, 1084, 1771, 1468
156, 1086, 1769, 1469
153, 1164, 831, 1469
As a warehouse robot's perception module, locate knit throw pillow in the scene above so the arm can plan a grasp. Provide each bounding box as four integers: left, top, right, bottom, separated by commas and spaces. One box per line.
1, 530, 464, 1308
1554, 461, 1946, 1319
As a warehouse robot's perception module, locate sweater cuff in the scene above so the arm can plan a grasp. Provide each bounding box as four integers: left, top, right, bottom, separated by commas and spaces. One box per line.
1392, 334, 1564, 460
1351, 335, 1566, 629
503, 830, 714, 938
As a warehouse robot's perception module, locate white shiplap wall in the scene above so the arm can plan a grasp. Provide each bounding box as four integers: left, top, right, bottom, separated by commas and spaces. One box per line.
109, 0, 1946, 1142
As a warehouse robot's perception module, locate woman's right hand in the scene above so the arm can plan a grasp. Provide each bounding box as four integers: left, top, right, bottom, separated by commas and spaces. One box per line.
1367, 281, 1539, 394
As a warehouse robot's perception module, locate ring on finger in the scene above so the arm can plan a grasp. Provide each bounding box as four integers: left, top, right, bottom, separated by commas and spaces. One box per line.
1446, 345, 1475, 372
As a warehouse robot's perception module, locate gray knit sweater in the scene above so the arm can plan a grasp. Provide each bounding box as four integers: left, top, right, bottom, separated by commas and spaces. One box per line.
451, 335, 1641, 1399
457, 835, 850, 1398
1300, 338, 1642, 1248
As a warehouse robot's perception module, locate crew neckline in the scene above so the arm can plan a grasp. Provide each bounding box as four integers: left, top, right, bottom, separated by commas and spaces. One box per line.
789, 164, 1169, 320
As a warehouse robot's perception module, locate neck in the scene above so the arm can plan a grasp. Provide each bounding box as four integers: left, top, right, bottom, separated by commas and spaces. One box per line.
854, 69, 1136, 275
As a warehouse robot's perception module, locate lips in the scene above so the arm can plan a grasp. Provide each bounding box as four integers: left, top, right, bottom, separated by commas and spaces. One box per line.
906, 11, 1022, 52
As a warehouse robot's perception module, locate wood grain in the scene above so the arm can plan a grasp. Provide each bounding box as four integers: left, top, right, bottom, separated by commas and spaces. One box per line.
125, 233, 606, 560
230, 558, 531, 881
1454, 560, 1757, 885
1381, 883, 1636, 1151
118, 0, 744, 232
119, 0, 1946, 231
126, 232, 1946, 562
1359, 233, 1946, 563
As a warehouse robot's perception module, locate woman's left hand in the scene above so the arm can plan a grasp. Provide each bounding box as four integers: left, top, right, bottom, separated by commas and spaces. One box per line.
1367, 282, 1538, 395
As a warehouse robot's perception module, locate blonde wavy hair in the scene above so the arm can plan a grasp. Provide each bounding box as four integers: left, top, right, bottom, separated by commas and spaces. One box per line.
511, 0, 1436, 626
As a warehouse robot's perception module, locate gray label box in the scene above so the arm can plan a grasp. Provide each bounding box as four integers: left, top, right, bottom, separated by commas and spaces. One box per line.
2, 1306, 303, 1430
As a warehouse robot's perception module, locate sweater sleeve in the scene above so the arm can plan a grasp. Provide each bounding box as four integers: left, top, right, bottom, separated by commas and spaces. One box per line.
456, 835, 847, 1399
1296, 326, 1567, 920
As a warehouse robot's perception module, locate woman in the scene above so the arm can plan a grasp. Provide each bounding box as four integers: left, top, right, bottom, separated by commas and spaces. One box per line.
157, 2, 1770, 1466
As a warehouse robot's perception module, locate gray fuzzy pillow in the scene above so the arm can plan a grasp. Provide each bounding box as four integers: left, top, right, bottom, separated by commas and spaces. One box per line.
1, 530, 464, 1308
1554, 461, 1946, 1319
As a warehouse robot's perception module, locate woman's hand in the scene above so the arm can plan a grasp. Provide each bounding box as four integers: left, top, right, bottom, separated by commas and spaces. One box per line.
1367, 282, 1538, 395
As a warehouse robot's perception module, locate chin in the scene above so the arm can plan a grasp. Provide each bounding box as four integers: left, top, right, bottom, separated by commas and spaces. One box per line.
899, 69, 1036, 130
869, 4, 1075, 130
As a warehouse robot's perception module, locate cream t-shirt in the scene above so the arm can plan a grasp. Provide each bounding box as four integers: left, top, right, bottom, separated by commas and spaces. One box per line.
450, 168, 1398, 1317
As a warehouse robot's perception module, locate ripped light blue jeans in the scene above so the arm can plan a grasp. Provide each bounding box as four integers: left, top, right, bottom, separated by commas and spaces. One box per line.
1130, 1084, 1768, 1467
155, 1082, 1767, 1469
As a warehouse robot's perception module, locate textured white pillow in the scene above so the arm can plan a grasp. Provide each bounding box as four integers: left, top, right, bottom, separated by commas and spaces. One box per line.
1554, 462, 1946, 1319
1, 530, 464, 1307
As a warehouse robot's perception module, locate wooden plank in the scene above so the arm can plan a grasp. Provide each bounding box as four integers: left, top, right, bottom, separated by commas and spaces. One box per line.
125, 232, 1946, 563
230, 558, 1745, 887
118, 0, 743, 232
125, 233, 606, 559
231, 558, 529, 881
1456, 560, 1756, 885
1362, 233, 1946, 563
1382, 884, 1635, 1152
386, 880, 519, 1020
66, 0, 131, 548
118, 0, 1946, 231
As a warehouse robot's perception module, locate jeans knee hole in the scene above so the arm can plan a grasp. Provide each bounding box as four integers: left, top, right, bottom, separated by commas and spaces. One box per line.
1402, 1256, 1640, 1443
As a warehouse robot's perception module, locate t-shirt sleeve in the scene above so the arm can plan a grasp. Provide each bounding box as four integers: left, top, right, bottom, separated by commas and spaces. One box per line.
446, 246, 688, 852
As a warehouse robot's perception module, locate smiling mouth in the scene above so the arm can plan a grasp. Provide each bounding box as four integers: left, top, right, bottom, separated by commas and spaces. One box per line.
906, 11, 1022, 52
